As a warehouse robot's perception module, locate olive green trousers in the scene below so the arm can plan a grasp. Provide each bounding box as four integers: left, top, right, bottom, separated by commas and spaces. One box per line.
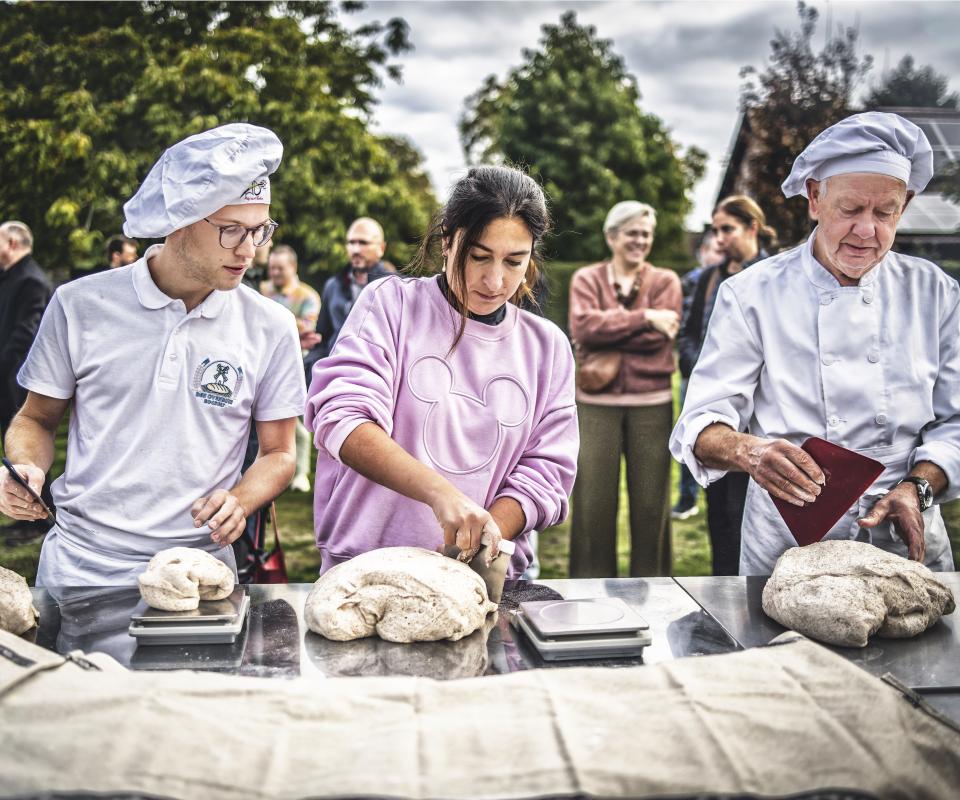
569, 400, 673, 577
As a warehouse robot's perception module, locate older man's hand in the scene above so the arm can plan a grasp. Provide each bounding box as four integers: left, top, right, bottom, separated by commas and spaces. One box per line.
858, 485, 926, 562
742, 437, 825, 506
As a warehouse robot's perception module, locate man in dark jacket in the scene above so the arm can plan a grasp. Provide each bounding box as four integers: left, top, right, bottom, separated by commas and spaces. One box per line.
0, 220, 52, 543
0, 221, 51, 438
302, 217, 391, 383
672, 231, 724, 521
676, 197, 773, 575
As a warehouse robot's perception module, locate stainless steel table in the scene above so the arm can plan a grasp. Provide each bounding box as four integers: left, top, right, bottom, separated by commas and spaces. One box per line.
28, 578, 740, 680
676, 572, 960, 721
28, 573, 959, 721
533, 577, 739, 666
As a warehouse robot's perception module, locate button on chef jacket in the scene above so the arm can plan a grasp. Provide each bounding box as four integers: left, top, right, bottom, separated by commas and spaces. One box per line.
18, 245, 307, 586
670, 230, 960, 574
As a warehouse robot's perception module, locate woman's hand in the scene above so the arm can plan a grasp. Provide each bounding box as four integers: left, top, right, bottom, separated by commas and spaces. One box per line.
340, 423, 507, 562
429, 485, 503, 562
646, 308, 680, 339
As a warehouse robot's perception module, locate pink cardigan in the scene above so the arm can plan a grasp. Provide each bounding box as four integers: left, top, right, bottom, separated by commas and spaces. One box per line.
569, 261, 681, 401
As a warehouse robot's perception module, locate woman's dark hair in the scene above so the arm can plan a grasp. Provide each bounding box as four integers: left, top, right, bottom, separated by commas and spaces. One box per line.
408, 165, 550, 349
714, 195, 778, 251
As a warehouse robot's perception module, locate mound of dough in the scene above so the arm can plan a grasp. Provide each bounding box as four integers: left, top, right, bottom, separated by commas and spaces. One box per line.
762, 540, 955, 647
305, 547, 498, 643
138, 547, 234, 611
0, 565, 38, 634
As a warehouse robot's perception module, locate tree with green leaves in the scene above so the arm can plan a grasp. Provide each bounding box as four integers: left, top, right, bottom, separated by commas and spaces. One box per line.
739, 2, 873, 247
0, 1, 436, 276
863, 55, 958, 110
460, 11, 705, 267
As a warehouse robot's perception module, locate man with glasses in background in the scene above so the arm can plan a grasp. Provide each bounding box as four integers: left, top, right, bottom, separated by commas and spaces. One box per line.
0, 123, 306, 585
302, 217, 392, 382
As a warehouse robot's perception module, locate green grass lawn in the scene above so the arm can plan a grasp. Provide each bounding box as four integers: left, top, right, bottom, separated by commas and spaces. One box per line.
2, 399, 958, 583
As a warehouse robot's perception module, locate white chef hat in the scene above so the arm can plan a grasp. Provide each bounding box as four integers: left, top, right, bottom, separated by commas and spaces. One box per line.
781, 112, 934, 199
123, 123, 283, 238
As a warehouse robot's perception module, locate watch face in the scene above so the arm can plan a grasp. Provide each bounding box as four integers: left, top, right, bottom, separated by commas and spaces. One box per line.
912, 478, 933, 510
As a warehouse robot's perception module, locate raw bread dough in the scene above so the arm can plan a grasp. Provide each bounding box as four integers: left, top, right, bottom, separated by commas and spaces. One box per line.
305, 547, 498, 643
0, 565, 38, 634
762, 540, 955, 647
138, 547, 234, 611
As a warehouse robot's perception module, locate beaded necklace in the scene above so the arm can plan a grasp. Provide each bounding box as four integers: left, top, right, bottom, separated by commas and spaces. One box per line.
611, 265, 645, 307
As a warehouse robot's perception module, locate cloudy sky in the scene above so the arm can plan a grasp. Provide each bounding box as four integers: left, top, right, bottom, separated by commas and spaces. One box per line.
338, 0, 960, 229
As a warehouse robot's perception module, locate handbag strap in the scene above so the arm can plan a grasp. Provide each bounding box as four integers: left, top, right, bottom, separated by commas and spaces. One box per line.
268, 501, 282, 551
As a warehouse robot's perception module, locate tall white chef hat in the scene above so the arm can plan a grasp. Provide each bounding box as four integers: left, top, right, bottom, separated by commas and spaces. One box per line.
123, 123, 283, 238
781, 112, 934, 199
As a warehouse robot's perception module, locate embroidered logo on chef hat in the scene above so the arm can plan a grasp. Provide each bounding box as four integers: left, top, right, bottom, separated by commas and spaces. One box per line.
240, 177, 270, 203
407, 355, 530, 474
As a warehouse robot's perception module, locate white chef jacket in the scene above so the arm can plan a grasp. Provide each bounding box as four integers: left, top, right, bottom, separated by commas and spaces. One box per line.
670, 230, 960, 574
18, 245, 307, 586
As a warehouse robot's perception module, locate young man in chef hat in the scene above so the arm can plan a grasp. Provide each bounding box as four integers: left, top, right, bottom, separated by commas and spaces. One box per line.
0, 123, 306, 585
671, 111, 959, 574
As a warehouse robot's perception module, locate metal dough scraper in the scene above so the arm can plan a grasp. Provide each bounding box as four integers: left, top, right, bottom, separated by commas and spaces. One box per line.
444, 533, 516, 603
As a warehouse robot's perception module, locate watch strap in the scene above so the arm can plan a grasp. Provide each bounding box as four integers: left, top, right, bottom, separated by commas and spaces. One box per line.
897, 477, 933, 511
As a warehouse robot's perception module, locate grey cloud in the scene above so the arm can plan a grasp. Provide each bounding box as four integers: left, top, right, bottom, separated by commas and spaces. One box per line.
342, 0, 960, 222
616, 16, 781, 71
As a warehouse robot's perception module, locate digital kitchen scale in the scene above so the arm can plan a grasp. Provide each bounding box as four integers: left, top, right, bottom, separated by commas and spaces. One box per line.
511, 597, 651, 661
128, 588, 249, 646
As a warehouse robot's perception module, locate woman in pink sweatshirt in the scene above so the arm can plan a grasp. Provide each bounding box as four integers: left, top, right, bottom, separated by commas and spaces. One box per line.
306, 166, 578, 578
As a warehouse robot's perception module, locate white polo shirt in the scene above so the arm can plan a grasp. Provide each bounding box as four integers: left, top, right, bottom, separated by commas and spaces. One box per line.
18, 245, 306, 583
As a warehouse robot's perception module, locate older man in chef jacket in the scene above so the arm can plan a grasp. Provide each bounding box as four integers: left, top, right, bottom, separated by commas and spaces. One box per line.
0, 123, 306, 586
671, 112, 960, 575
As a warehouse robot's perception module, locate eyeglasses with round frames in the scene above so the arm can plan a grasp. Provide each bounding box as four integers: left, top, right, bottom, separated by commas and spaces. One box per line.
203, 218, 278, 249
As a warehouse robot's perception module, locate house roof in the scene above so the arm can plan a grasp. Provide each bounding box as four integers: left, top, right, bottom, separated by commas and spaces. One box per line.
714, 107, 960, 239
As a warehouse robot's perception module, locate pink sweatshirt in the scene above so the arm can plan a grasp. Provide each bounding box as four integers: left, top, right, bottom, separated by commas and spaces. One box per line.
305, 275, 579, 578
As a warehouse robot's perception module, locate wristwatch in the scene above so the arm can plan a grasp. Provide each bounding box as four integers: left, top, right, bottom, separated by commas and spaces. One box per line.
897, 477, 934, 512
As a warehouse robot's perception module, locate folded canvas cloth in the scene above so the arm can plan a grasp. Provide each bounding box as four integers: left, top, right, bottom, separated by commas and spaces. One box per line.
1, 629, 958, 799
762, 540, 955, 647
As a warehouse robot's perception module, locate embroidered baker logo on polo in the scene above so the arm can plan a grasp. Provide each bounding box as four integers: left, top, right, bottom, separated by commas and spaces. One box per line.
192, 358, 244, 408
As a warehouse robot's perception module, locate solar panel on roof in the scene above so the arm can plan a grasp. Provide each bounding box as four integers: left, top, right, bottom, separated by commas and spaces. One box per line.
933, 152, 952, 171
937, 121, 960, 148
898, 193, 960, 234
